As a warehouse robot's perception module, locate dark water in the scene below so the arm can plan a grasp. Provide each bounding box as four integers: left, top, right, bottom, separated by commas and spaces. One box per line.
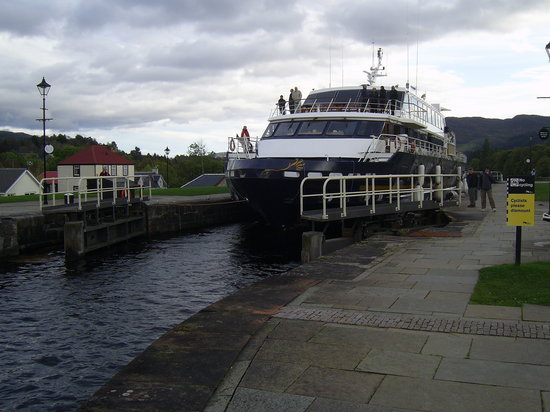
0, 223, 300, 411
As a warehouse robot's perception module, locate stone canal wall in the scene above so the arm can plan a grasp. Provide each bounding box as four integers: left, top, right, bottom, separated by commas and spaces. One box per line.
146, 199, 250, 236
0, 197, 251, 259
0, 214, 58, 258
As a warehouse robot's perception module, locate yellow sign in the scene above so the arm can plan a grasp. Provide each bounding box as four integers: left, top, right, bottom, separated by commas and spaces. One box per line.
507, 194, 535, 226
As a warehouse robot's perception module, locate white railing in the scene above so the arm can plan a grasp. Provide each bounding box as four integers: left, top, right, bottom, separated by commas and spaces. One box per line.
39, 176, 152, 211
300, 173, 462, 220
227, 136, 259, 159
361, 134, 448, 159
270, 98, 400, 118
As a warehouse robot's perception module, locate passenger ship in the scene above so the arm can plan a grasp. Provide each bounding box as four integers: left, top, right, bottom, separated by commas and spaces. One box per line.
226, 50, 466, 227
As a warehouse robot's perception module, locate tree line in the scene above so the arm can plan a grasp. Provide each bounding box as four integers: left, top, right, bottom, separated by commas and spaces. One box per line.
468, 138, 550, 177
0, 133, 225, 187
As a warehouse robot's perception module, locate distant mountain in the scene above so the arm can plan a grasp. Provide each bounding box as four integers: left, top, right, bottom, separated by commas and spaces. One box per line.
0, 130, 35, 140
447, 115, 550, 155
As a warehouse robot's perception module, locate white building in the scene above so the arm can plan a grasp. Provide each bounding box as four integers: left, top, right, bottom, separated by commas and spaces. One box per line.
0, 168, 41, 196
57, 145, 135, 192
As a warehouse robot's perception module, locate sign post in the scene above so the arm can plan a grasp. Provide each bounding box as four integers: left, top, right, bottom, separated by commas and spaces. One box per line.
506, 176, 535, 265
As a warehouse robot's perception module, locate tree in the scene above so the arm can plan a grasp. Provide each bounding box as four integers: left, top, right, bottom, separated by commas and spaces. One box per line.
130, 146, 143, 161
188, 141, 207, 157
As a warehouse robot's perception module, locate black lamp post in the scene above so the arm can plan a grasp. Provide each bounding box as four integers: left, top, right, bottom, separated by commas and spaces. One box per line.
164, 146, 170, 188
36, 77, 52, 203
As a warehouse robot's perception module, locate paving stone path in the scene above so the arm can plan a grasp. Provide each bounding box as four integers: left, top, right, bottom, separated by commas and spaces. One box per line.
275, 306, 550, 339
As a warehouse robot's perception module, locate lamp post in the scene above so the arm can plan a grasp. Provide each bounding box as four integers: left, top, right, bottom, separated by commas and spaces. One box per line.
164, 146, 170, 188
36, 77, 52, 204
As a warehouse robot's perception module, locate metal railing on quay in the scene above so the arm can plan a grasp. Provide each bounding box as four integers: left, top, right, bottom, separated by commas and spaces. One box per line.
39, 176, 152, 211
300, 172, 462, 220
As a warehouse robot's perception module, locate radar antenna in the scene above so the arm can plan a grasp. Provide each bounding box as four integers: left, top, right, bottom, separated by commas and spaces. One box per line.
363, 46, 387, 86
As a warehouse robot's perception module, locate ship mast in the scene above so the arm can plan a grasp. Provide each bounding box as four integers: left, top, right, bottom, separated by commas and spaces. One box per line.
363, 46, 387, 86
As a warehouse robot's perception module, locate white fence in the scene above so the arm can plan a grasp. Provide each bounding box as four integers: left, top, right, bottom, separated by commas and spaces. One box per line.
39, 176, 152, 211
300, 172, 463, 220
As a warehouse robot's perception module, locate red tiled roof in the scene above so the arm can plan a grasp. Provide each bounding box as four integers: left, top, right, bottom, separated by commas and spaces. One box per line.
37, 171, 58, 182
58, 145, 134, 165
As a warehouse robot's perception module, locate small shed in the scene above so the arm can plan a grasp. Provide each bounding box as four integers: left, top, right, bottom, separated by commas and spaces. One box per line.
0, 168, 41, 196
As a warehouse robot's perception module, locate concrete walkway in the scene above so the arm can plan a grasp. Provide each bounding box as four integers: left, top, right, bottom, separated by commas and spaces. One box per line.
206, 183, 550, 412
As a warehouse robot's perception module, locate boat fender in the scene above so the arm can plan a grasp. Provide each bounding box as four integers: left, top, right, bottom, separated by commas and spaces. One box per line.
229, 138, 236, 152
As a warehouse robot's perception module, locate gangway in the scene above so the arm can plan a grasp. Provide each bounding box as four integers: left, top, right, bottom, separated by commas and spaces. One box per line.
300, 172, 462, 222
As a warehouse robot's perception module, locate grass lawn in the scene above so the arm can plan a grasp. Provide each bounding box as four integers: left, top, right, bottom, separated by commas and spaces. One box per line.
470, 262, 550, 307
0, 186, 229, 203
536, 182, 549, 202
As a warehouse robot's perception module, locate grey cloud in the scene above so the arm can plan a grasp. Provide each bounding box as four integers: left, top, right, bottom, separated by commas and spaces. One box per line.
321, 0, 548, 45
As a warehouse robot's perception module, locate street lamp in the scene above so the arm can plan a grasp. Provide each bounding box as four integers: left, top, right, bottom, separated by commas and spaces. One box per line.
36, 77, 52, 203
164, 146, 170, 188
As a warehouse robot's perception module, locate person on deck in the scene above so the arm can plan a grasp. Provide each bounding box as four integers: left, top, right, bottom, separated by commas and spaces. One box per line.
291, 87, 302, 112
389, 86, 399, 114
240, 126, 252, 152
288, 89, 295, 114
277, 95, 286, 115
378, 86, 387, 112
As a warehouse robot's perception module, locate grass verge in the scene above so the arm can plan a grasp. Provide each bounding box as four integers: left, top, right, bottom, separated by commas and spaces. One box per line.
470, 262, 550, 307
536, 182, 549, 202
0, 186, 229, 203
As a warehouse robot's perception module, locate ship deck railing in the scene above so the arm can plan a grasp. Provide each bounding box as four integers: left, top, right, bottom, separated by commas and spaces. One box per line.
227, 136, 259, 159
361, 134, 449, 159
270, 97, 439, 129
299, 172, 462, 221
39, 176, 153, 211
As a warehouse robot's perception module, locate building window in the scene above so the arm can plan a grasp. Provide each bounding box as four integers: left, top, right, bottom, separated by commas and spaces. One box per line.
73, 165, 80, 177
110, 165, 117, 176
123, 165, 129, 176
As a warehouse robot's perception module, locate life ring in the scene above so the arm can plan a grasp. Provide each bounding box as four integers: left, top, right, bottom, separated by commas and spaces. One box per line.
229, 138, 236, 152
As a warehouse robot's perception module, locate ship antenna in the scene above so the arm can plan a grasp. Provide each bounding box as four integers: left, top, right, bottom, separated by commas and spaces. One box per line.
363, 44, 387, 86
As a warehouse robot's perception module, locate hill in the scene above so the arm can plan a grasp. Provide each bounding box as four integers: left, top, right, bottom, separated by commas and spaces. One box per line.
447, 115, 550, 155
0, 130, 35, 140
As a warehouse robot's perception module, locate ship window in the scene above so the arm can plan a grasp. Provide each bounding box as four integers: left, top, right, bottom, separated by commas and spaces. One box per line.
298, 121, 327, 135
355, 121, 384, 137
262, 123, 278, 138
273, 122, 300, 136
326, 121, 357, 136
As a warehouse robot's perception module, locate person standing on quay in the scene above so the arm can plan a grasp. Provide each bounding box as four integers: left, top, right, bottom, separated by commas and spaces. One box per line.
480, 167, 496, 211
465, 168, 479, 207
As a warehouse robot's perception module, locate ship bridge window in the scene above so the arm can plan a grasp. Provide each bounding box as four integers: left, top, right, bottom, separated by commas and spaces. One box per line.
273, 122, 300, 136
326, 121, 358, 136
262, 123, 278, 138
298, 121, 327, 135
304, 91, 337, 105
355, 121, 384, 137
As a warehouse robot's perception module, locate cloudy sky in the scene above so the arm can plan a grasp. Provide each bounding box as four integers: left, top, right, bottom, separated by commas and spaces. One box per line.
0, 0, 548, 155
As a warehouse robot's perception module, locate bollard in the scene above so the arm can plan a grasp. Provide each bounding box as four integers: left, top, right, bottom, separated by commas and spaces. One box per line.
301, 231, 324, 263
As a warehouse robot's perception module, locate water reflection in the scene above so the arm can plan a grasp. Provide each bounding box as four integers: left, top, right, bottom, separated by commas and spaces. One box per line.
0, 222, 299, 411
